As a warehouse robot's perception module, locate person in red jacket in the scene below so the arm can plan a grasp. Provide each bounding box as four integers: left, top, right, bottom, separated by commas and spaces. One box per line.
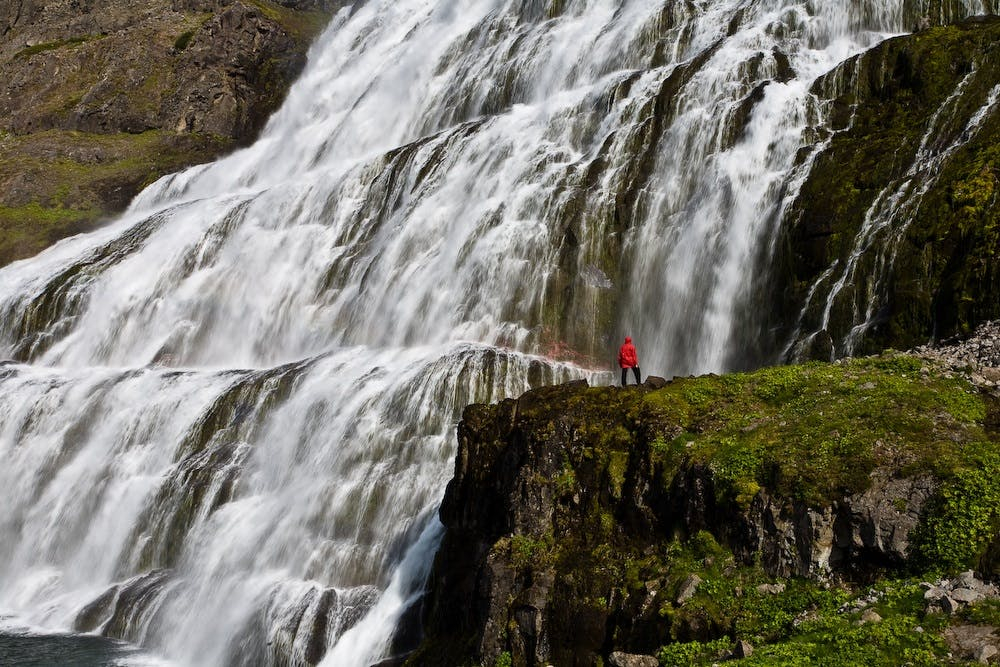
618, 336, 641, 386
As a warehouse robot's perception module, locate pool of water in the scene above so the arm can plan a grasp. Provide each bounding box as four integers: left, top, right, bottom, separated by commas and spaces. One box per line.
0, 630, 165, 667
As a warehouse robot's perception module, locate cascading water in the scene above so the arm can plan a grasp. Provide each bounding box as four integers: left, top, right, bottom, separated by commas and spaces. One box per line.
785, 56, 1000, 360
0, 1, 988, 665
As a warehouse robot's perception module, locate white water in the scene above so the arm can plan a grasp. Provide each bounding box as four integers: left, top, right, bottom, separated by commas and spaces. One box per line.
0, 1, 987, 665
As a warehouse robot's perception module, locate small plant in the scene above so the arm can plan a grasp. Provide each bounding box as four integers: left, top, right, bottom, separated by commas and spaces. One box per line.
657, 637, 731, 666
510, 532, 555, 570
174, 30, 196, 50
911, 449, 1000, 571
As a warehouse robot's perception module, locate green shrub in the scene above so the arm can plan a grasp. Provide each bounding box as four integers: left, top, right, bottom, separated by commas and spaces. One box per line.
174, 30, 196, 50
912, 448, 1000, 571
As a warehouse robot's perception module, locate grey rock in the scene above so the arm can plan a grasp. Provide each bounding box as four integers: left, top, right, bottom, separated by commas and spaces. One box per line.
608, 652, 658, 667
957, 570, 979, 589
975, 645, 998, 664
945, 625, 1000, 660
941, 596, 961, 615
757, 582, 786, 595
732, 640, 754, 659
676, 574, 702, 605
952, 588, 982, 604
839, 475, 936, 562
924, 587, 947, 601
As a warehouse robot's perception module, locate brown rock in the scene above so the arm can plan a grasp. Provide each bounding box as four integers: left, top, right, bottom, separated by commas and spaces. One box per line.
860, 609, 883, 624
0, 0, 331, 265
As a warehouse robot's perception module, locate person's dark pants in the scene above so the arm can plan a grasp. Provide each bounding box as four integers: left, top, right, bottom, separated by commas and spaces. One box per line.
621, 366, 641, 386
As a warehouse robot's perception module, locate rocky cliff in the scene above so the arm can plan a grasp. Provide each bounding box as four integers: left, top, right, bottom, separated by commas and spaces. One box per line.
777, 16, 1000, 360
410, 351, 1000, 666
0, 0, 342, 266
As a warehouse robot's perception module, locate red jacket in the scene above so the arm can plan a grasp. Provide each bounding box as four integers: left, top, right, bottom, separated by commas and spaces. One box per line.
618, 337, 638, 368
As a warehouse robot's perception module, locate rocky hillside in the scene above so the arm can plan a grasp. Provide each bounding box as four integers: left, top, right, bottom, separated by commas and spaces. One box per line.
777, 16, 1000, 359
408, 352, 1000, 666
0, 0, 343, 266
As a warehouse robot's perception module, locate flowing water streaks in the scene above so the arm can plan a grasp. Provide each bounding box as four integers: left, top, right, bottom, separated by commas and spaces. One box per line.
0, 0, 989, 664
788, 65, 1000, 359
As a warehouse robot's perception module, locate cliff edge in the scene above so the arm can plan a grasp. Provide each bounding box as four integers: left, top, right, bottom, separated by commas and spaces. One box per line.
411, 353, 1000, 666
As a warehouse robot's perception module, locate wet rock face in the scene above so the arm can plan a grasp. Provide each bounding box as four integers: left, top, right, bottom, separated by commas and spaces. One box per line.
0, 0, 330, 265
778, 17, 1000, 358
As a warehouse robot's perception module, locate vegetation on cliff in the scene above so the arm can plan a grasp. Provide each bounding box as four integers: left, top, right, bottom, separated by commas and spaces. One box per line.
0, 0, 335, 266
780, 17, 1000, 358
412, 354, 1000, 666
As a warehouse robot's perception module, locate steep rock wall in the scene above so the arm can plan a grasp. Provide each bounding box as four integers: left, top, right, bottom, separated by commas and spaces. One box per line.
778, 17, 1000, 359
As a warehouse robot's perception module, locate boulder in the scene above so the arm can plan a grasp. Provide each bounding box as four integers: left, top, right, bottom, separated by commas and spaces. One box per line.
732, 640, 754, 659
608, 652, 658, 667
676, 574, 703, 605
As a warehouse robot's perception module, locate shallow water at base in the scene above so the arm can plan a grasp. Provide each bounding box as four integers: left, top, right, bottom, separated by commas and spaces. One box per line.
0, 629, 167, 667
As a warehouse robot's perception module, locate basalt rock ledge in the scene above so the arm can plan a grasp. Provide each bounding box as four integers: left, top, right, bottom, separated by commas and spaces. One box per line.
408, 354, 1000, 666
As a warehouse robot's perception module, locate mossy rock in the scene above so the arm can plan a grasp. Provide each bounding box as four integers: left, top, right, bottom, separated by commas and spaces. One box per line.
778, 17, 1000, 357
417, 355, 1000, 665
0, 130, 229, 265
0, 0, 334, 267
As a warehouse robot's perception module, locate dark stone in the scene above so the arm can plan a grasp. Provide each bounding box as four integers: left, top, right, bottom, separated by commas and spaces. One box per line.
732, 639, 754, 658
642, 375, 669, 389
73, 584, 120, 633
413, 376, 962, 665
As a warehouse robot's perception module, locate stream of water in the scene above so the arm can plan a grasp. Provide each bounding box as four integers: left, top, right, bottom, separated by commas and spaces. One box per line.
0, 1, 987, 665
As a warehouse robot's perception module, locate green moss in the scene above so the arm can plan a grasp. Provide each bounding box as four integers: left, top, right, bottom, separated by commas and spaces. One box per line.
641, 354, 990, 507
510, 532, 557, 571
245, 0, 330, 42
657, 637, 731, 666
782, 18, 1000, 353
429, 356, 1000, 665
962, 598, 1000, 626
0, 199, 101, 267
0, 129, 231, 266
656, 550, 955, 667
174, 30, 196, 50
606, 450, 628, 499
911, 447, 1000, 572
14, 35, 102, 60
553, 456, 577, 496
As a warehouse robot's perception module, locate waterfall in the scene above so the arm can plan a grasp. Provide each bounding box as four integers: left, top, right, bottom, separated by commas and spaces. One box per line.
0, 1, 987, 665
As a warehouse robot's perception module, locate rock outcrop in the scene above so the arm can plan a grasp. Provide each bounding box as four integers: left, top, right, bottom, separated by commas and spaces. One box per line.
410, 354, 1000, 666
0, 0, 337, 265
778, 17, 1000, 358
